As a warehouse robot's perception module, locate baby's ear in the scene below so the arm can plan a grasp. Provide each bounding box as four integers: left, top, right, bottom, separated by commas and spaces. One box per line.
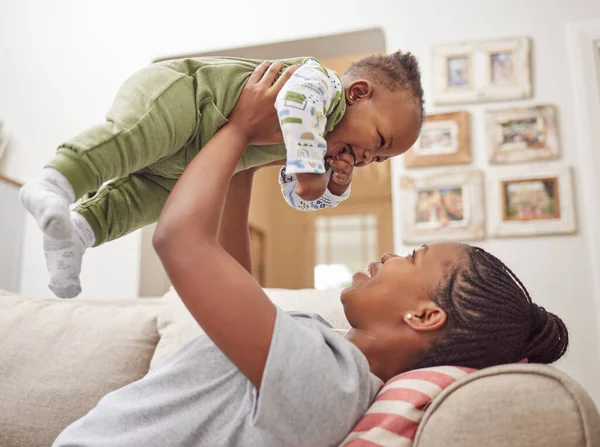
346, 80, 374, 103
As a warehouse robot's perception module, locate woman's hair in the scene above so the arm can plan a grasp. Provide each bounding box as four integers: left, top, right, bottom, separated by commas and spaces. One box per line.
412, 245, 569, 369
345, 50, 425, 124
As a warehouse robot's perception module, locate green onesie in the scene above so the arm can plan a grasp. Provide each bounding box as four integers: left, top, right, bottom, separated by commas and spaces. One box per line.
48, 57, 346, 246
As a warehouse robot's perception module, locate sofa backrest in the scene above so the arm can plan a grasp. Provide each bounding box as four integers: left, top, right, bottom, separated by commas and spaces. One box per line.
0, 292, 163, 447
415, 364, 600, 447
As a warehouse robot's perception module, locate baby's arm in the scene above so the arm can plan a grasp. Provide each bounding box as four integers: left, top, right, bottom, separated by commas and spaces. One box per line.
275, 59, 342, 200
277, 150, 354, 212
278, 167, 351, 211
327, 150, 354, 196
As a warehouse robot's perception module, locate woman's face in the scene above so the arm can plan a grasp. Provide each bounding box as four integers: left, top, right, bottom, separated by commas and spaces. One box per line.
341, 242, 467, 329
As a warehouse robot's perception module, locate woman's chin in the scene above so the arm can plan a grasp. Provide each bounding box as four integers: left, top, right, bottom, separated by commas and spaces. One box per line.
340, 287, 350, 304
341, 274, 368, 303
340, 286, 357, 306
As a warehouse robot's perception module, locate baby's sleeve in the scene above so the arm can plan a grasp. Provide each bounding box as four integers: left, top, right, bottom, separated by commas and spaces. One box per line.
275, 59, 343, 175
278, 165, 350, 211
251, 309, 381, 446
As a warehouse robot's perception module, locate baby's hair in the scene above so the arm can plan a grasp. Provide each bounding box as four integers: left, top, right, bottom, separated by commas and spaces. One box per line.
344, 51, 425, 123
412, 245, 568, 369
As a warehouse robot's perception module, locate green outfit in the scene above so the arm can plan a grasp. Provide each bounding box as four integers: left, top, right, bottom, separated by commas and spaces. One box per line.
48, 57, 346, 246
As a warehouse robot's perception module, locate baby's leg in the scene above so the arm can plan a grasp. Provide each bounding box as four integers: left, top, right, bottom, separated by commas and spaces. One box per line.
19, 167, 76, 239
44, 212, 95, 298
21, 64, 197, 240
45, 172, 176, 298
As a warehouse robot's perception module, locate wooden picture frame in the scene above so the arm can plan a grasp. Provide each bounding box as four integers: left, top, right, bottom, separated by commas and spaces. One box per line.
399, 170, 485, 244
487, 163, 576, 237
486, 104, 560, 164
404, 111, 471, 168
433, 36, 532, 105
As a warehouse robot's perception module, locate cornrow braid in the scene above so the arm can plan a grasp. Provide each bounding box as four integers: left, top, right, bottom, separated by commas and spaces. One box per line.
344, 50, 425, 124
412, 245, 569, 370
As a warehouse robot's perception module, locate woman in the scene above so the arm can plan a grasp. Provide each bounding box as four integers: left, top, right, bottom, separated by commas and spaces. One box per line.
53, 62, 568, 447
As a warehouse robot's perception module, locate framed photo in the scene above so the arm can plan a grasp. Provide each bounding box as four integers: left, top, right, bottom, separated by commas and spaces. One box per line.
399, 170, 485, 244
486, 104, 560, 164
487, 163, 576, 237
433, 36, 532, 104
404, 111, 471, 168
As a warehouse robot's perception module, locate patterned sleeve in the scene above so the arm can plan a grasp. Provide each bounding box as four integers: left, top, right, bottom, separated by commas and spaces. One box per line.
275, 59, 343, 175
278, 166, 350, 211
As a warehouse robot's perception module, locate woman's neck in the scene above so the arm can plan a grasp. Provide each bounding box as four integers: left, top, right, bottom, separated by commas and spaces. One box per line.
346, 327, 416, 382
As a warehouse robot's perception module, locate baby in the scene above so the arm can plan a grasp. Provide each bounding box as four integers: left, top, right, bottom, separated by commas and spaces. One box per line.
20, 52, 424, 298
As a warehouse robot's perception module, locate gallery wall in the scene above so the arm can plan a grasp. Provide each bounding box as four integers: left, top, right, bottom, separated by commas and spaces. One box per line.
387, 7, 600, 406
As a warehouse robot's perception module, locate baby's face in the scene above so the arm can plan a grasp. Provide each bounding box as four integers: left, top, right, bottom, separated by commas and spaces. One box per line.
325, 87, 421, 167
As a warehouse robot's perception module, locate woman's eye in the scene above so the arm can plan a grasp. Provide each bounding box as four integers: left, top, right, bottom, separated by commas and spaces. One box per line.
379, 135, 385, 148
375, 157, 383, 163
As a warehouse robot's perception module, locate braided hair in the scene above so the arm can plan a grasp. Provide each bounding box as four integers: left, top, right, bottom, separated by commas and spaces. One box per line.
412, 245, 569, 369
344, 51, 425, 124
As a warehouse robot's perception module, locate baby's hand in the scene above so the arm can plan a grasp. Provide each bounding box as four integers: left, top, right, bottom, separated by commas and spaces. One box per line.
328, 152, 355, 188
295, 173, 329, 201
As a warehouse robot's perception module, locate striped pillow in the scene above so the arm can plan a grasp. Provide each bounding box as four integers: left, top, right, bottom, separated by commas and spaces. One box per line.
340, 366, 477, 447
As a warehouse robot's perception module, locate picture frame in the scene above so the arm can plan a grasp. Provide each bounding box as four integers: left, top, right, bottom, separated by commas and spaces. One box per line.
404, 111, 471, 168
485, 105, 560, 164
487, 163, 576, 237
433, 36, 532, 105
399, 170, 485, 244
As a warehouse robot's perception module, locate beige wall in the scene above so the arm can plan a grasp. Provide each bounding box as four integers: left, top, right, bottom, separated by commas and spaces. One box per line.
249, 166, 313, 289
248, 166, 273, 236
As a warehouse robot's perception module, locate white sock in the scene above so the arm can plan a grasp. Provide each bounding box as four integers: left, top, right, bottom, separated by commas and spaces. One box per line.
19, 167, 76, 240
44, 212, 95, 299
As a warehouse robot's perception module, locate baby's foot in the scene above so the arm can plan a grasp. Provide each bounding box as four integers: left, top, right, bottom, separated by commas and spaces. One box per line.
19, 168, 75, 240
44, 212, 95, 299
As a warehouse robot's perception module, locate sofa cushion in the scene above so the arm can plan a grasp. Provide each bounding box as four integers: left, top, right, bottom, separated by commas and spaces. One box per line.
0, 291, 162, 447
414, 364, 600, 447
150, 287, 349, 370
151, 287, 206, 370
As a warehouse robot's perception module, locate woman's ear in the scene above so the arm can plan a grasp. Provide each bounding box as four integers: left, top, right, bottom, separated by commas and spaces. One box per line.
346, 80, 374, 104
403, 305, 447, 332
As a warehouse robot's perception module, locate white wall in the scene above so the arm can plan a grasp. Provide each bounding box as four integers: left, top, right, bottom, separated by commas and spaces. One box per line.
1, 0, 599, 402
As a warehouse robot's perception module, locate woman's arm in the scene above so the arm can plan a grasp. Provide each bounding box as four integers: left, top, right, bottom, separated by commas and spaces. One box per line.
218, 169, 255, 274
219, 160, 285, 273
153, 62, 296, 389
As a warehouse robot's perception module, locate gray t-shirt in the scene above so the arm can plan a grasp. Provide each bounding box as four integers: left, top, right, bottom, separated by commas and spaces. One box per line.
53, 309, 383, 447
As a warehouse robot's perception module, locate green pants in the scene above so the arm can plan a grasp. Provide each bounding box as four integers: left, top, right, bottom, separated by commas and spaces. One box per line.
48, 60, 287, 246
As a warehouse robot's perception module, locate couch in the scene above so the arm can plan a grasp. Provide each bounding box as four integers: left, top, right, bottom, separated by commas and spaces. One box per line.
1, 287, 599, 447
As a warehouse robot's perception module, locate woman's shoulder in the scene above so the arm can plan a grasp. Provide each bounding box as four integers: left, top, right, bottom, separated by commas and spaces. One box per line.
287, 310, 350, 337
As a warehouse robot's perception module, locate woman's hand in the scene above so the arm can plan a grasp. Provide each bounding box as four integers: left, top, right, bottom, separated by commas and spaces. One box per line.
227, 61, 298, 146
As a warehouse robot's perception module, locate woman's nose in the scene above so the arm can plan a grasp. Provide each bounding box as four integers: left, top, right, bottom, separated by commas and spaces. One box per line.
381, 252, 398, 263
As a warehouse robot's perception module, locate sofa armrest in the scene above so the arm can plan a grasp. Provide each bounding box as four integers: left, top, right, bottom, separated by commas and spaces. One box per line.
414, 364, 600, 447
